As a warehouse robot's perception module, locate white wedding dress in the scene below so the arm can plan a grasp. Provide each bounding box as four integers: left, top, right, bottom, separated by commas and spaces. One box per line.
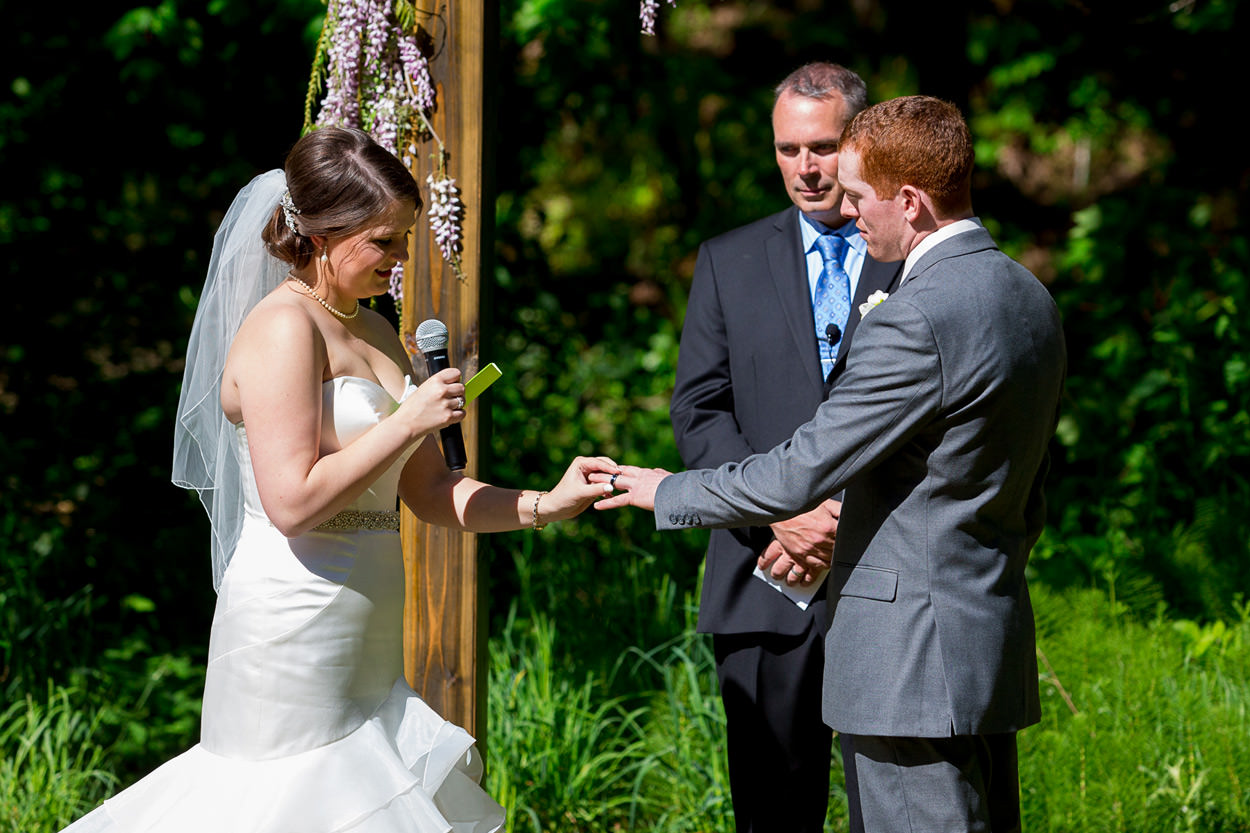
65, 376, 504, 833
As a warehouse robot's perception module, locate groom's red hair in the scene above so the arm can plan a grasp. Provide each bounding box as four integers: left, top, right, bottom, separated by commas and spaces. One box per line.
841, 96, 973, 217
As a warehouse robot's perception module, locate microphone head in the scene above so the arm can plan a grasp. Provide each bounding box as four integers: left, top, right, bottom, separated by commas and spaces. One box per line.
414, 319, 449, 353
825, 323, 842, 344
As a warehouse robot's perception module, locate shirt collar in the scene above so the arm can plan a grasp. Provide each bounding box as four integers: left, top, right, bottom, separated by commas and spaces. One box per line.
901, 217, 982, 284
800, 213, 864, 255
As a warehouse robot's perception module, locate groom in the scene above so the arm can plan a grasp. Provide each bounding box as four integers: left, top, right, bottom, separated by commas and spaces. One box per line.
670, 61, 902, 833
598, 96, 1066, 832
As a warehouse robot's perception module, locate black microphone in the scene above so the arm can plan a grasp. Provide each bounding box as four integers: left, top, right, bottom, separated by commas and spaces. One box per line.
825, 322, 843, 346
414, 318, 467, 471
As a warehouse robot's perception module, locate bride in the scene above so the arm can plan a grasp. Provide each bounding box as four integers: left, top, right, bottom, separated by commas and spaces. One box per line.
63, 126, 618, 833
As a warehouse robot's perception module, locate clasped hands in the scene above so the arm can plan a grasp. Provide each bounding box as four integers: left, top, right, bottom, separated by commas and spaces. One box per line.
586, 464, 838, 588
760, 499, 839, 586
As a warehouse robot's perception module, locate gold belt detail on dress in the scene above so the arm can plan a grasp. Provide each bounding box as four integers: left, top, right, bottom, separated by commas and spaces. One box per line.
313, 510, 402, 532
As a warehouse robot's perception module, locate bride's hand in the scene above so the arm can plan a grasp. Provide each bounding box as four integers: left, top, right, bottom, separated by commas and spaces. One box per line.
537, 456, 621, 523
392, 367, 465, 440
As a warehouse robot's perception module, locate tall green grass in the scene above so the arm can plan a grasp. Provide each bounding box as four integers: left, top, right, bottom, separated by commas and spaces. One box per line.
620, 631, 735, 832
10, 580, 1249, 832
1021, 586, 1250, 833
1, 647, 205, 832
1, 686, 117, 833
487, 606, 738, 833
487, 576, 844, 832
487, 606, 655, 832
484, 543, 1250, 832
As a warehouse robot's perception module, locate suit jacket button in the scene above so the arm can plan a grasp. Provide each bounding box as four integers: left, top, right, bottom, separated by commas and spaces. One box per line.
669, 514, 679, 524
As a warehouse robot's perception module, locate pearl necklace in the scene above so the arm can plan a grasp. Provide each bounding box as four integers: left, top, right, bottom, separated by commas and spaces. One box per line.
287, 273, 360, 320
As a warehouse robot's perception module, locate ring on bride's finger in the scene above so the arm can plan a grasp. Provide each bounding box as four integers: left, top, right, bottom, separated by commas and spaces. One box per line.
609, 473, 619, 488
454, 396, 465, 409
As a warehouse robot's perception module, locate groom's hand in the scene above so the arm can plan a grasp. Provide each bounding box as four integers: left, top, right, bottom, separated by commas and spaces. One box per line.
759, 499, 839, 584
760, 542, 824, 586
591, 465, 671, 512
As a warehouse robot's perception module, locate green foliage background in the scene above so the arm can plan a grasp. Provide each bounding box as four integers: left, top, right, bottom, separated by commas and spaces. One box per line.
2, 0, 1248, 830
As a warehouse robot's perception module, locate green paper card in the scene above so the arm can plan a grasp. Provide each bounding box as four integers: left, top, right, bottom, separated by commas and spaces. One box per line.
464, 363, 502, 404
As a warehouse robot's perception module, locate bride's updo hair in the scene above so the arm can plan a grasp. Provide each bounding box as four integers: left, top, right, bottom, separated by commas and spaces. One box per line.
263, 126, 422, 269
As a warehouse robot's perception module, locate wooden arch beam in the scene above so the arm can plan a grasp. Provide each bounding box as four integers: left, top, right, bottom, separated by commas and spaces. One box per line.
399, 0, 496, 740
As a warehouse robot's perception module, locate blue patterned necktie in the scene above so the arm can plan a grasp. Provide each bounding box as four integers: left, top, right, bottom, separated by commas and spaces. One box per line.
813, 233, 851, 376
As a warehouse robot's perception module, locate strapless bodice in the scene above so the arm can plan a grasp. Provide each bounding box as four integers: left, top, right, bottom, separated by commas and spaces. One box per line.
234, 375, 418, 521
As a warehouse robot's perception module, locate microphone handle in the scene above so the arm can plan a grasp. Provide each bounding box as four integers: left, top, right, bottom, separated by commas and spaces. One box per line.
439, 424, 468, 472
423, 348, 468, 471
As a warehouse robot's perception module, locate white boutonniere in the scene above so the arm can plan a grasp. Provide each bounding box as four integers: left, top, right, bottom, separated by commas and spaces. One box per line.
858, 290, 889, 319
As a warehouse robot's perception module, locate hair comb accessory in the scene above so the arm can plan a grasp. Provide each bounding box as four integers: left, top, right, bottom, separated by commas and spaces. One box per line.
280, 190, 302, 234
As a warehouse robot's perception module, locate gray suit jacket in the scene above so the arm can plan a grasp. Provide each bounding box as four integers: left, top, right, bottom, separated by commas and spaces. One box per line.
655, 226, 1066, 737
671, 207, 902, 636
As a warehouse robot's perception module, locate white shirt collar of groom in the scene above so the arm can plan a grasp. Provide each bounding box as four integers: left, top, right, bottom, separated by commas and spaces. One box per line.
901, 217, 982, 285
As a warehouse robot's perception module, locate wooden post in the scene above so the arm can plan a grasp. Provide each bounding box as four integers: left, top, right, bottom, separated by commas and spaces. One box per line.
399, 0, 495, 740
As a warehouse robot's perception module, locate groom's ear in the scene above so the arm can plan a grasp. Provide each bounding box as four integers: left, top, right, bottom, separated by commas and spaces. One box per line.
898, 184, 925, 222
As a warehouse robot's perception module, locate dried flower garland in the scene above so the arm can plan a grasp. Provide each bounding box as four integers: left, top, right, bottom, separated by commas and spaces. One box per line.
304, 0, 467, 306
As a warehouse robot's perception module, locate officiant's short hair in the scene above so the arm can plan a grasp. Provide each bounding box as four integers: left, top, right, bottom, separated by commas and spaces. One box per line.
774, 61, 868, 120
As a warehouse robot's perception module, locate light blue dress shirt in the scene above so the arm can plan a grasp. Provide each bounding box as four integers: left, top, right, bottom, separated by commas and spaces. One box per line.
800, 214, 865, 373
800, 214, 865, 309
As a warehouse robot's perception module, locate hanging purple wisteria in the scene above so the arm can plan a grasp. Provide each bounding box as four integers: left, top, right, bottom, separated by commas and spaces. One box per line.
641, 0, 676, 35
305, 0, 467, 304
427, 172, 463, 266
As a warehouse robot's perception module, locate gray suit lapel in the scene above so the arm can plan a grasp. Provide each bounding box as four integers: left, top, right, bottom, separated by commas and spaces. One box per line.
827, 255, 905, 382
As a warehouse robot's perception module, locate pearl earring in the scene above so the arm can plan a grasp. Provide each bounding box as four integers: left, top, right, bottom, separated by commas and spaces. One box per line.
320, 249, 328, 264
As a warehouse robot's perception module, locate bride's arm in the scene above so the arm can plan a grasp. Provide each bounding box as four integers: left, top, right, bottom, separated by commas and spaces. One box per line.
398, 441, 618, 532
228, 303, 463, 537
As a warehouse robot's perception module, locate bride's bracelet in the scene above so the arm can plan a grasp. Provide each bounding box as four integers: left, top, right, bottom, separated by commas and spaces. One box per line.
532, 490, 548, 531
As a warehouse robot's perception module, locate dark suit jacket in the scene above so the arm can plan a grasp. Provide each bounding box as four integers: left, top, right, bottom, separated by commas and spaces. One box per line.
670, 206, 903, 636
657, 226, 1066, 736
